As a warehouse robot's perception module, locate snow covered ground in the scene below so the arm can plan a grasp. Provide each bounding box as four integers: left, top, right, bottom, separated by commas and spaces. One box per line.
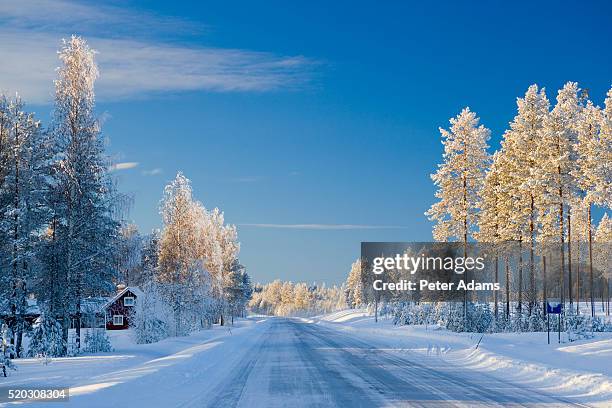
311, 309, 612, 407
1, 311, 610, 407
0, 318, 271, 407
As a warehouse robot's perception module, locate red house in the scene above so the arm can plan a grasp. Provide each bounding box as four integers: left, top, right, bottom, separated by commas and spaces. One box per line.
103, 286, 143, 330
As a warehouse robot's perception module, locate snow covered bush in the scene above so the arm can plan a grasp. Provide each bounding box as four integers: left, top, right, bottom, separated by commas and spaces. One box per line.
132, 282, 171, 344
83, 329, 113, 353
466, 303, 493, 333
1, 323, 17, 375
27, 314, 66, 360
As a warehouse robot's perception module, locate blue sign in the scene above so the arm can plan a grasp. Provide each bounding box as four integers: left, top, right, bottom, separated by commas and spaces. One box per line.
546, 302, 563, 314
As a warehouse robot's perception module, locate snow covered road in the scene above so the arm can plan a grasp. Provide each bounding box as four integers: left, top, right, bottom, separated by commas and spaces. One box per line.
199, 318, 586, 407
4, 317, 596, 407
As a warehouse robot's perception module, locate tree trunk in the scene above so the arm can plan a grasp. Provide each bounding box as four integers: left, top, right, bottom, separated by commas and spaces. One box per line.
494, 255, 499, 319
567, 213, 573, 309
505, 257, 510, 318
374, 294, 379, 323
558, 175, 566, 312
462, 173, 468, 324
530, 195, 536, 314
75, 296, 81, 351
11, 113, 21, 357
588, 204, 594, 317
543, 255, 547, 316
576, 236, 581, 315
518, 239, 523, 314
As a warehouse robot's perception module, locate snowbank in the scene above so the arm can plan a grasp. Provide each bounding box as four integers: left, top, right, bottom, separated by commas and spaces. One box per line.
1, 317, 271, 407
312, 309, 612, 407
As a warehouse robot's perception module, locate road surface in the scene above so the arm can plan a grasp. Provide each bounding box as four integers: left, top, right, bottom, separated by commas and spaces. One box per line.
195, 318, 585, 408
7, 318, 590, 407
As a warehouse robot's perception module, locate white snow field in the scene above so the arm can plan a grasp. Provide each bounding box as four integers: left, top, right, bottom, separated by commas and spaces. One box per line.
1, 312, 611, 407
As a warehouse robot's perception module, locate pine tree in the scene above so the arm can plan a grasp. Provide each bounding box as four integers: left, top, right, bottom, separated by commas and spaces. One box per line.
140, 229, 160, 286
117, 223, 142, 286
26, 314, 65, 361
594, 214, 611, 316
1, 323, 16, 375
426, 107, 490, 318
345, 258, 364, 308
575, 88, 612, 316
569, 199, 589, 313
476, 152, 504, 317
536, 82, 584, 309
426, 107, 491, 242
501, 85, 550, 314
0, 95, 50, 356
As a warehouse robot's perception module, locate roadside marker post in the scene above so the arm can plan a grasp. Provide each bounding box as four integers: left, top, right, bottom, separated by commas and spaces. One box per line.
546, 300, 563, 344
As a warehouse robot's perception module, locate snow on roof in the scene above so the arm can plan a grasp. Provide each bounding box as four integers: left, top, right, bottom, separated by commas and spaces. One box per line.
102, 286, 144, 310
81, 297, 111, 314
1, 298, 42, 316
26, 298, 41, 315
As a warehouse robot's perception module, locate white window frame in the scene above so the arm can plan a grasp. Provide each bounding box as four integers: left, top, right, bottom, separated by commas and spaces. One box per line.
113, 315, 124, 326
123, 296, 135, 307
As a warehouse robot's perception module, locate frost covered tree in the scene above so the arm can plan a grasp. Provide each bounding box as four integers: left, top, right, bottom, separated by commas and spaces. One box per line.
0, 95, 50, 356
575, 90, 612, 316
475, 152, 504, 317
0, 97, 41, 359
497, 85, 550, 314
536, 82, 584, 308
426, 107, 491, 243
157, 172, 204, 335
82, 328, 113, 353
569, 199, 589, 312
1, 323, 16, 375
156, 172, 248, 332
135, 229, 160, 287
225, 260, 252, 322
197, 207, 241, 325
345, 258, 364, 308
426, 108, 490, 318
131, 282, 171, 343
117, 223, 142, 286
43, 36, 119, 352
249, 280, 344, 316
594, 214, 611, 315
26, 314, 65, 361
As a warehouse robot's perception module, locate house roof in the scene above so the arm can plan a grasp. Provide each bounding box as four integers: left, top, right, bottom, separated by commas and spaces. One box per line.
102, 286, 143, 310
82, 297, 111, 314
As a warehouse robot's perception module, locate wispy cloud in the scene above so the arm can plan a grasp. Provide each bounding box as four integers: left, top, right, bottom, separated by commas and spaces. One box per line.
238, 223, 409, 230
142, 168, 163, 176
0, 1, 316, 104
109, 162, 139, 171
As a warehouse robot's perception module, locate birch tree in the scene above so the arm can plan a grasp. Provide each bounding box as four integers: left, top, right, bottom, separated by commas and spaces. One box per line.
157, 172, 203, 335
47, 36, 120, 351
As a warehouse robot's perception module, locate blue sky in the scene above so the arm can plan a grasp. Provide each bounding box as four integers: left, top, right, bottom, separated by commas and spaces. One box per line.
1, 1, 611, 284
